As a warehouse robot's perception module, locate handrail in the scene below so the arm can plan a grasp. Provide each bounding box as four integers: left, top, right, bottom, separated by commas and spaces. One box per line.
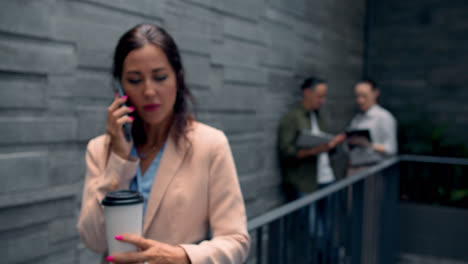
246, 154, 468, 264
247, 156, 400, 231
400, 154, 468, 166
247, 154, 468, 231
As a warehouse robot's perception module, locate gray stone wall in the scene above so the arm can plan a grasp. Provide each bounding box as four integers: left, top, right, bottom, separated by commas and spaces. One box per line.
0, 0, 365, 263
366, 0, 468, 153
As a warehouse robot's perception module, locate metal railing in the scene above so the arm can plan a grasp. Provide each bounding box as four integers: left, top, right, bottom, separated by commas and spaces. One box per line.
246, 155, 468, 264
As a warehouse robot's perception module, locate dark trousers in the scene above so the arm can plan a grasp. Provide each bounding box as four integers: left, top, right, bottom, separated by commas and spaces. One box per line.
316, 182, 336, 264
298, 182, 337, 264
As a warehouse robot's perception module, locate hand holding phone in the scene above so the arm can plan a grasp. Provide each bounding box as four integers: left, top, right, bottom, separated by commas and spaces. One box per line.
114, 78, 132, 142
107, 79, 134, 159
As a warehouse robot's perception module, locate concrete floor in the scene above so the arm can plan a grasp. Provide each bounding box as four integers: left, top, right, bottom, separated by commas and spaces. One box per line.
398, 253, 468, 264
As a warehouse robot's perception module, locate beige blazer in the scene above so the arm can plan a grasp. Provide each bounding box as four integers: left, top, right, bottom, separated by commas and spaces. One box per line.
77, 122, 250, 263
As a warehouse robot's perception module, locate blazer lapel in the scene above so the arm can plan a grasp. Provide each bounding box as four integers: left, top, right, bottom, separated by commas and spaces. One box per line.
142, 132, 190, 234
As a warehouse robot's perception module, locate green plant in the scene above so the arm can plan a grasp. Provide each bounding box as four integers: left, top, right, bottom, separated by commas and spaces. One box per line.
396, 111, 468, 208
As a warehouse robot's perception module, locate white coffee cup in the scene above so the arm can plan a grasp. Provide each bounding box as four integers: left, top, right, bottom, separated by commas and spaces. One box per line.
101, 190, 144, 255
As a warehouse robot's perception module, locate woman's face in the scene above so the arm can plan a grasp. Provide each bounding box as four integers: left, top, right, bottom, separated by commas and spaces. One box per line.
121, 44, 177, 127
355, 83, 379, 112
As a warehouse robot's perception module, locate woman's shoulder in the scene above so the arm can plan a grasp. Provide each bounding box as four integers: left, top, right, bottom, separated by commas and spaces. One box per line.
375, 105, 396, 123
189, 121, 229, 149
86, 134, 111, 156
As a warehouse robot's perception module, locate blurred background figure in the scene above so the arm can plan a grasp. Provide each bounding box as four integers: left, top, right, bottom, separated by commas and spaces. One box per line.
278, 77, 345, 263
347, 78, 397, 174
344, 78, 398, 264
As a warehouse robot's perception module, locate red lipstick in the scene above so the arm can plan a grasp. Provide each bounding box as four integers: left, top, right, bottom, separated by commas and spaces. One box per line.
143, 103, 160, 112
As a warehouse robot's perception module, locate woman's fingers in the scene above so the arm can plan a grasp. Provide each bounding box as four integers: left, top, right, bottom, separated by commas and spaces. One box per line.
116, 115, 134, 127
108, 251, 147, 264
107, 115, 133, 136
107, 234, 153, 263
108, 95, 128, 113
106, 95, 134, 159
117, 233, 153, 250
113, 105, 135, 119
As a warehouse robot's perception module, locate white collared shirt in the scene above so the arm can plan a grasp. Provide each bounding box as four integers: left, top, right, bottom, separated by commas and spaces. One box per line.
348, 104, 398, 166
310, 112, 335, 184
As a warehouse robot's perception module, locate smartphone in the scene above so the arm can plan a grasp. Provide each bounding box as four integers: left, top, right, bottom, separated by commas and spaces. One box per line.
114, 78, 132, 142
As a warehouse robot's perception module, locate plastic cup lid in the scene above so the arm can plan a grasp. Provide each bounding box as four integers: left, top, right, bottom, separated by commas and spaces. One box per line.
101, 190, 144, 206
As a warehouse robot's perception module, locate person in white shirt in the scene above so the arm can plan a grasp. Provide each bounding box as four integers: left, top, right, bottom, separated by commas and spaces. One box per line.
347, 79, 398, 169
344, 79, 398, 263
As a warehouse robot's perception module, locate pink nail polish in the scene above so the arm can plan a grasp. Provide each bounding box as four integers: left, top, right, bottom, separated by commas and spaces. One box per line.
121, 95, 128, 100
115, 235, 123, 240
106, 256, 114, 261
129, 116, 134, 121
128, 106, 135, 111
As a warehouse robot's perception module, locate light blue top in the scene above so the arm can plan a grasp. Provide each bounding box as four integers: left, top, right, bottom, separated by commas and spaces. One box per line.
129, 143, 166, 217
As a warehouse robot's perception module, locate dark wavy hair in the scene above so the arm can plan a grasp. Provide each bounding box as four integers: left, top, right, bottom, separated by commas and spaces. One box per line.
112, 24, 195, 148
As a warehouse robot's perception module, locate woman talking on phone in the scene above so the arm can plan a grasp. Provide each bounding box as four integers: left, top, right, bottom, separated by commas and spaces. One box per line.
77, 24, 250, 264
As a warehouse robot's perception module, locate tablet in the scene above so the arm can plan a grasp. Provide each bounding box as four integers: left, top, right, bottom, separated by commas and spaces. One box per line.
345, 129, 371, 141
296, 130, 335, 148
346, 129, 371, 149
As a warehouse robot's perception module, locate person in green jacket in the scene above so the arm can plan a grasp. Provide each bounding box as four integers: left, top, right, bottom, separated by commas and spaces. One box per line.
279, 77, 345, 197
278, 77, 345, 263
